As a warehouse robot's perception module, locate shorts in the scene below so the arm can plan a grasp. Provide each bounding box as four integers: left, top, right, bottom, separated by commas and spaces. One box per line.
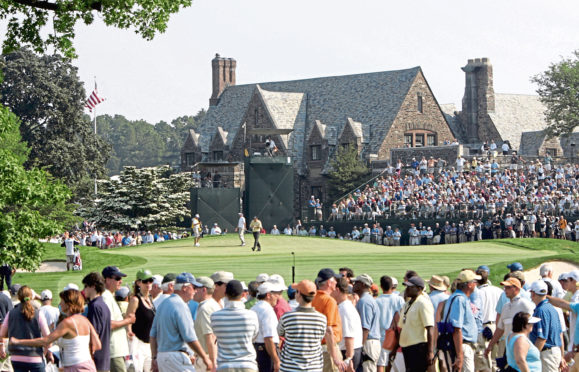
193, 228, 201, 238
66, 255, 75, 264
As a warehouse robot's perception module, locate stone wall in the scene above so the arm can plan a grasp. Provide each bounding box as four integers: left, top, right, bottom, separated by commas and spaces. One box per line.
390, 145, 465, 166
378, 71, 455, 159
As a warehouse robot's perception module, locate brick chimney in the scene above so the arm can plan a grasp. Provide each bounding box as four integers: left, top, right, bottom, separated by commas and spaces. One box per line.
209, 53, 236, 106
460, 58, 495, 143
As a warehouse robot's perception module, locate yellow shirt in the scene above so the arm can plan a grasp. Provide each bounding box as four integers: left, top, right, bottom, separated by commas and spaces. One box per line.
249, 219, 262, 232
398, 293, 434, 347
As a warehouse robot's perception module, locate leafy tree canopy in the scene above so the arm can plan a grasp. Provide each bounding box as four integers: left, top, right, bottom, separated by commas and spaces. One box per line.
532, 50, 579, 136
0, 48, 110, 199
0, 98, 72, 271
326, 144, 369, 202
78, 165, 194, 231
0, 0, 193, 58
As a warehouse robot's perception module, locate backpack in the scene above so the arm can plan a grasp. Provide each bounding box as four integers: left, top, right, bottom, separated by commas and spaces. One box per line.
437, 296, 459, 359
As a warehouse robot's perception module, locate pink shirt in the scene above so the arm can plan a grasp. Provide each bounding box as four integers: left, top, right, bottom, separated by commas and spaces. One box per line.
2, 310, 50, 363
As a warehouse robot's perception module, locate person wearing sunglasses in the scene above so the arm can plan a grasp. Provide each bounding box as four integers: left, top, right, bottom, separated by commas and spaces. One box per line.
127, 269, 157, 372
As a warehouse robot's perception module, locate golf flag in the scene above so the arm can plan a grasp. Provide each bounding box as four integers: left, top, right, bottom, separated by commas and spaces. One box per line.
85, 84, 105, 112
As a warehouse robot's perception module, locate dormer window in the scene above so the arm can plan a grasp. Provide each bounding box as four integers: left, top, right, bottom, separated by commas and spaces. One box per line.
311, 145, 321, 160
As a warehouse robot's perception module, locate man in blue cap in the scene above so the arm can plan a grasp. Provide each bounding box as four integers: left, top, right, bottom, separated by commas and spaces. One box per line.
150, 272, 211, 372
507, 262, 523, 272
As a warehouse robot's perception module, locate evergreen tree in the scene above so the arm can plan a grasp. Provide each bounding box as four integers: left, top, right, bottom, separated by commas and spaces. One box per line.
326, 144, 369, 201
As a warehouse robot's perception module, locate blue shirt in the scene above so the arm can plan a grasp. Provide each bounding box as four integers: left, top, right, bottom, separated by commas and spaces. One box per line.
429, 290, 449, 317
506, 334, 541, 372
376, 293, 405, 342
570, 302, 579, 345
188, 300, 199, 321
470, 288, 483, 333
150, 294, 198, 352
443, 290, 478, 343
530, 299, 562, 348
356, 292, 381, 340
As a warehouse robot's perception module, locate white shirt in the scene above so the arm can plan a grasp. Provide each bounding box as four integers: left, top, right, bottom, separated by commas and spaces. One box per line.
237, 217, 246, 229
283, 227, 292, 235
569, 290, 579, 351
38, 305, 60, 330
210, 227, 222, 235
497, 294, 535, 337
338, 300, 363, 351
251, 300, 279, 344
477, 283, 503, 324
270, 228, 280, 235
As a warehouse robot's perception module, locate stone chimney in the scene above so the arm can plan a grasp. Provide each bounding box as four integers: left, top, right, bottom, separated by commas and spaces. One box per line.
209, 53, 237, 106
460, 58, 495, 143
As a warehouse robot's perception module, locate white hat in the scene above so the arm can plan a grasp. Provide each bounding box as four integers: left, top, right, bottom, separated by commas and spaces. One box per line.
528, 316, 541, 324
564, 271, 579, 282
40, 289, 53, 300
256, 273, 269, 283
267, 274, 286, 291
257, 282, 278, 296
152, 275, 163, 286
64, 283, 79, 291
529, 281, 548, 296
391, 277, 399, 287
241, 281, 248, 291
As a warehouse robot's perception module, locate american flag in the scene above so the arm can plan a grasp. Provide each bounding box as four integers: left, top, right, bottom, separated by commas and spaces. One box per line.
85, 84, 105, 112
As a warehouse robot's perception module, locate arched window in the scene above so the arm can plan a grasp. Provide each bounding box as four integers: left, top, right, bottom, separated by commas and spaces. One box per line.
404, 129, 437, 147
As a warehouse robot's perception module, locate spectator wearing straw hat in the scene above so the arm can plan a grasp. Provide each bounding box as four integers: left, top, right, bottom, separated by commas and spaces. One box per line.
428, 275, 449, 320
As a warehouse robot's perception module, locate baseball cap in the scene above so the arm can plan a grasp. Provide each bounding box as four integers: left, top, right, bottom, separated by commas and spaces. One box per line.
257, 282, 277, 296
136, 269, 154, 281
162, 273, 177, 284
152, 275, 163, 286
500, 277, 522, 289
507, 262, 523, 272
292, 280, 317, 296
102, 266, 127, 279
9, 284, 21, 296
64, 283, 79, 291
316, 268, 341, 283
196, 276, 215, 289
225, 280, 244, 298
352, 274, 373, 287
403, 276, 425, 288
256, 273, 269, 283
457, 270, 482, 283
287, 285, 297, 297
210, 271, 234, 284
529, 281, 548, 296
477, 265, 490, 273
115, 286, 130, 299
176, 272, 202, 287
391, 277, 399, 287
267, 274, 286, 292
510, 271, 526, 284
528, 316, 541, 324
565, 271, 579, 282
40, 289, 52, 301
428, 275, 447, 291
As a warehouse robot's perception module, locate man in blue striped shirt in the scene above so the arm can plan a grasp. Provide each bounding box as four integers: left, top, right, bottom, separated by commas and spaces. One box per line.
211, 280, 259, 372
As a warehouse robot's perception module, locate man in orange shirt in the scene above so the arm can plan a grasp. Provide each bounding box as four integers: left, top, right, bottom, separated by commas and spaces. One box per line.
313, 268, 347, 372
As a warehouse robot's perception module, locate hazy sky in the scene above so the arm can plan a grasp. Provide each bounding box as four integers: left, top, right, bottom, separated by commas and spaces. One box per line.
71, 0, 579, 123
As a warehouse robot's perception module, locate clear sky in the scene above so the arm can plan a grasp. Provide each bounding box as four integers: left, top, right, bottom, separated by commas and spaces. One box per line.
71, 0, 579, 124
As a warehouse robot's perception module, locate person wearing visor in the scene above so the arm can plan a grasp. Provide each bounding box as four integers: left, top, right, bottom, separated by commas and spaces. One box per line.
127, 269, 157, 372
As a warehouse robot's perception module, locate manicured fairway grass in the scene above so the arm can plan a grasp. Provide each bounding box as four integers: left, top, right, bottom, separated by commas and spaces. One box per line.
15, 236, 577, 301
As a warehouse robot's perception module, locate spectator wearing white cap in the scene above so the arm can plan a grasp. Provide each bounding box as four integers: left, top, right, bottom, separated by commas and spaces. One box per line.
194, 275, 220, 372
153, 273, 176, 309
540, 264, 565, 299
251, 281, 281, 372
235, 213, 246, 246
191, 214, 202, 247
210, 223, 222, 235
528, 280, 564, 372
38, 289, 59, 332
268, 274, 291, 320
150, 275, 163, 303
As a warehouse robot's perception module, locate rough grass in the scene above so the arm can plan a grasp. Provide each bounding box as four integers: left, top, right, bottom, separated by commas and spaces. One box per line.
13, 236, 577, 302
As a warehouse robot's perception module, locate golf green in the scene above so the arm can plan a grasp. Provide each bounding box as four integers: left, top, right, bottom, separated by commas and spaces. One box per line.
15, 236, 575, 299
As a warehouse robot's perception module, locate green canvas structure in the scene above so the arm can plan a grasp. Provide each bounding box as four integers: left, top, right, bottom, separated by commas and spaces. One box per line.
190, 188, 240, 232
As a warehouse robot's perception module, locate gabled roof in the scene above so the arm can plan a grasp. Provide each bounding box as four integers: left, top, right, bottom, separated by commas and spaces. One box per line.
197, 67, 422, 162
519, 130, 547, 156
308, 120, 326, 140
182, 129, 200, 151
439, 103, 464, 141
488, 94, 547, 150
211, 126, 230, 148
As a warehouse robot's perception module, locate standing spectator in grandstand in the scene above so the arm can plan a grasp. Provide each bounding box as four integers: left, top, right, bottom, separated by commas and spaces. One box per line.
278, 280, 327, 372
502, 141, 510, 155
83, 272, 112, 372
211, 280, 259, 371
398, 276, 434, 372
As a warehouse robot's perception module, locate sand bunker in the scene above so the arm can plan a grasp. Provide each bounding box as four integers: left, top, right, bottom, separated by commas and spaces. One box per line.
523, 260, 579, 282
17, 260, 67, 273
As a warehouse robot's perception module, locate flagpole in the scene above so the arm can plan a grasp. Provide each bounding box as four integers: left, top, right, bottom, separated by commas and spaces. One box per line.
93, 77, 98, 197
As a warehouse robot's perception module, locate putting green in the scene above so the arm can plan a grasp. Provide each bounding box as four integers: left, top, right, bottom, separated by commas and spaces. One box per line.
14, 236, 573, 300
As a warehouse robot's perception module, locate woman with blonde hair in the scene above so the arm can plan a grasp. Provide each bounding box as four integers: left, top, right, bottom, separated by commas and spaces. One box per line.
0, 285, 50, 372
9, 289, 101, 372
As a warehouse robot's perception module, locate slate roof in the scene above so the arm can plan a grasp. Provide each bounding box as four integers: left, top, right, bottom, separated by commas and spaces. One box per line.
197, 67, 421, 170
488, 94, 547, 150
519, 130, 546, 156
439, 103, 464, 141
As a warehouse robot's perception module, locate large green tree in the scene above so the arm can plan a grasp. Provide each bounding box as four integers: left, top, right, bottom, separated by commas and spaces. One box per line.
532, 50, 579, 136
78, 165, 193, 230
0, 98, 72, 271
326, 144, 369, 201
0, 0, 193, 58
0, 49, 110, 198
